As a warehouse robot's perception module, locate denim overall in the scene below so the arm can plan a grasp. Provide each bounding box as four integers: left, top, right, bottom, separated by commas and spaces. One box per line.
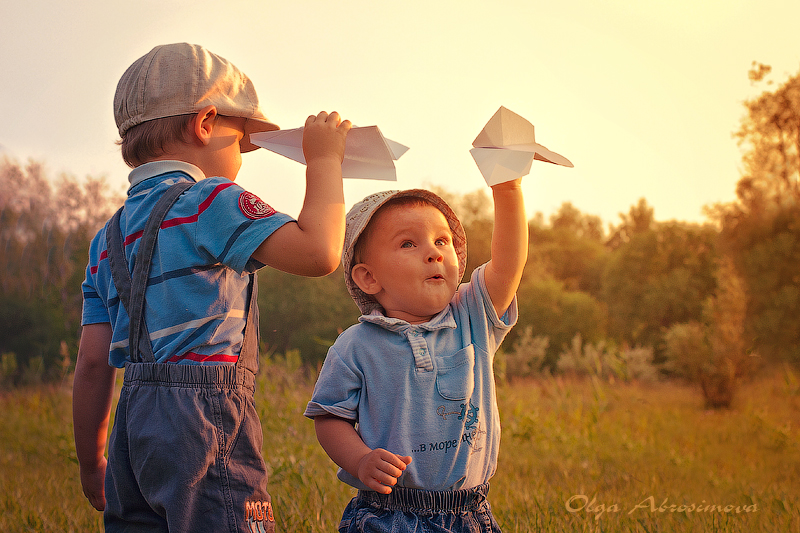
103, 182, 275, 533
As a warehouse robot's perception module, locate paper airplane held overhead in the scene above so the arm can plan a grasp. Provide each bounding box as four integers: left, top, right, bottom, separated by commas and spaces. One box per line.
470, 106, 573, 186
250, 126, 409, 181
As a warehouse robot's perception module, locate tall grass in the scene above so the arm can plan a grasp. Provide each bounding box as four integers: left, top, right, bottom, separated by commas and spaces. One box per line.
1, 356, 798, 532
493, 371, 800, 532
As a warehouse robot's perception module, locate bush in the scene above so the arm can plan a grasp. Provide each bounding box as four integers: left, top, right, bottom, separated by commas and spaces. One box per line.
611, 345, 659, 382
0, 352, 18, 389
515, 277, 607, 372
502, 326, 549, 380
556, 333, 658, 382
663, 321, 741, 409
661, 258, 756, 408
556, 333, 606, 377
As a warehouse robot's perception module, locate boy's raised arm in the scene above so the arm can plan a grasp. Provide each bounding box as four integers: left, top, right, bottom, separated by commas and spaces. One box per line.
483, 177, 528, 317
252, 111, 351, 276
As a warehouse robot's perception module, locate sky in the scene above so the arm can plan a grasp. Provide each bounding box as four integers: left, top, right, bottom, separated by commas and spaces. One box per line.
2, 0, 799, 228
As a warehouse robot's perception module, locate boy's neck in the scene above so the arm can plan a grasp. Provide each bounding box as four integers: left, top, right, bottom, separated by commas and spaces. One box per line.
142, 138, 239, 182
378, 304, 446, 325
150, 149, 233, 182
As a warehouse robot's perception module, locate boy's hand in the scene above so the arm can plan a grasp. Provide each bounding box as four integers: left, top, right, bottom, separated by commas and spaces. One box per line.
356, 448, 412, 494
79, 457, 107, 511
302, 111, 352, 166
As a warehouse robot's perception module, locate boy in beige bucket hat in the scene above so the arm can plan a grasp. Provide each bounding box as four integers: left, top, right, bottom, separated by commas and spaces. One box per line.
74, 42, 351, 532
305, 176, 528, 531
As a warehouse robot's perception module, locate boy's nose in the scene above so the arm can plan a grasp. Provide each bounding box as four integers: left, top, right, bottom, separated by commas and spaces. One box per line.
426, 248, 444, 263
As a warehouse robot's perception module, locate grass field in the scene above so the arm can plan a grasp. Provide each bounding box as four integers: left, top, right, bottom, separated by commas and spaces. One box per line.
1, 355, 798, 532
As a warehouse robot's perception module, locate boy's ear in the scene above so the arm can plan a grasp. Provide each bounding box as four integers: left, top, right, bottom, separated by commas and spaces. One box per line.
351, 263, 381, 295
192, 104, 218, 146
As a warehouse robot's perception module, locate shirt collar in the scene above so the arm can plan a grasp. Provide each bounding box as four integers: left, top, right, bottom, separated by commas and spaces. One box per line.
359, 306, 457, 333
128, 161, 207, 189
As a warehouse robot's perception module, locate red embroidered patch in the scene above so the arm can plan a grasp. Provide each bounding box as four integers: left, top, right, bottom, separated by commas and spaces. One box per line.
238, 191, 276, 219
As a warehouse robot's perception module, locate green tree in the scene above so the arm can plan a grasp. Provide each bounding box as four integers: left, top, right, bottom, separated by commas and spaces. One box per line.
0, 157, 121, 383
606, 197, 655, 250
709, 63, 800, 364
529, 202, 607, 295
734, 62, 800, 206
516, 276, 606, 371
602, 200, 719, 358
257, 267, 359, 366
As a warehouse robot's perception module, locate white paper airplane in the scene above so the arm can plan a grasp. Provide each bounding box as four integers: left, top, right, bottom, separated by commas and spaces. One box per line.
470, 106, 573, 186
250, 126, 409, 181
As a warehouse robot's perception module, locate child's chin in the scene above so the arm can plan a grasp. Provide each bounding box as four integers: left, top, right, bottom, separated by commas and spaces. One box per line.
416, 301, 451, 318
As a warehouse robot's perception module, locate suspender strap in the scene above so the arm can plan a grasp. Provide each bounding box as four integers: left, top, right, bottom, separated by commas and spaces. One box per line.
106, 209, 149, 361
238, 272, 259, 375
106, 182, 194, 363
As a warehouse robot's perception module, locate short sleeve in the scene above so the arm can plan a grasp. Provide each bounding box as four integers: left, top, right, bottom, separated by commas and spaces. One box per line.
453, 263, 518, 356
304, 345, 363, 421
81, 276, 110, 325
191, 178, 295, 274
81, 232, 110, 326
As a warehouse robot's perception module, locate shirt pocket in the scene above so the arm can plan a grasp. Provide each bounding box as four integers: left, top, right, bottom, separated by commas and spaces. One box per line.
435, 344, 476, 401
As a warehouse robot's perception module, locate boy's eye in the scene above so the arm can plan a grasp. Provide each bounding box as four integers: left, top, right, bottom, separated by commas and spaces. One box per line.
400, 241, 414, 248
435, 237, 449, 246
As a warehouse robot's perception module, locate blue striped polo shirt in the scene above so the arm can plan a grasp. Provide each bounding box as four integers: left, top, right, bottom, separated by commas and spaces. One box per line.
81, 161, 294, 367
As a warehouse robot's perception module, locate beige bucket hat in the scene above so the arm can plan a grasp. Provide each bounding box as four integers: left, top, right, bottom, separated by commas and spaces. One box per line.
114, 43, 279, 152
342, 189, 468, 315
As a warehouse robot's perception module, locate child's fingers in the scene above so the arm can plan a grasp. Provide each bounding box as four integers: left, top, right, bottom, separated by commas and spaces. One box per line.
305, 113, 318, 127
366, 478, 394, 494
371, 467, 401, 487
377, 450, 410, 473
305, 111, 352, 131
379, 459, 406, 479
305, 111, 330, 127
325, 111, 341, 125
88, 492, 106, 511
367, 463, 403, 493
358, 449, 411, 493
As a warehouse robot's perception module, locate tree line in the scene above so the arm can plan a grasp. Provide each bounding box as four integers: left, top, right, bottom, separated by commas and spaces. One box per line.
1, 62, 798, 407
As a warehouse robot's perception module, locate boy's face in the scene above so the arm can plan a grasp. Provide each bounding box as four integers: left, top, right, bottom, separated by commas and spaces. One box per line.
203, 115, 247, 180
354, 203, 460, 324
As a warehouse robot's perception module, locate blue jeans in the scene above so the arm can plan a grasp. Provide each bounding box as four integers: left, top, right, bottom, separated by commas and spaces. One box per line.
339, 483, 501, 532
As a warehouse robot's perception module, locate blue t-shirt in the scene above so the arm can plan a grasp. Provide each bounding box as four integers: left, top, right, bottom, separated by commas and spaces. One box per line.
305, 264, 517, 491
81, 161, 294, 367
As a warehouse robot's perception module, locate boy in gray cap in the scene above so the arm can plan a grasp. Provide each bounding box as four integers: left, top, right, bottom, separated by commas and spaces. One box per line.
73, 43, 351, 532
304, 176, 527, 532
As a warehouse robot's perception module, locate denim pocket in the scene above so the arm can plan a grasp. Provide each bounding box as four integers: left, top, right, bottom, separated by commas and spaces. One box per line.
435, 344, 476, 401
